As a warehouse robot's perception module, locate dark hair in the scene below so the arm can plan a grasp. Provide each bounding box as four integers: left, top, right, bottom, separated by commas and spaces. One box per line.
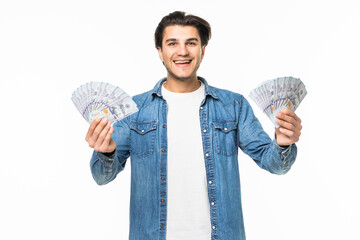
154, 11, 211, 49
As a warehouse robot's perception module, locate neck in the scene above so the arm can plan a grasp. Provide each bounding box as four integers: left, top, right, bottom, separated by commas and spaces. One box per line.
164, 76, 201, 93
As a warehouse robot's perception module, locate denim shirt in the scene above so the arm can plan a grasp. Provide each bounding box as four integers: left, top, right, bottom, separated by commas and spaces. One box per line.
90, 77, 297, 240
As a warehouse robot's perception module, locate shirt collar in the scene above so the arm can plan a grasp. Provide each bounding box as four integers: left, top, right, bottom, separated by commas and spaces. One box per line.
151, 76, 219, 100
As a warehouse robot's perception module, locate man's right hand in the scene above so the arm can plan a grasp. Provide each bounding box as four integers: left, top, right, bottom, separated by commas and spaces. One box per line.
85, 117, 116, 154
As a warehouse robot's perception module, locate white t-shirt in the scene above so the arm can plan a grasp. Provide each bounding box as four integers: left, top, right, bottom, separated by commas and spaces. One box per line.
162, 82, 211, 240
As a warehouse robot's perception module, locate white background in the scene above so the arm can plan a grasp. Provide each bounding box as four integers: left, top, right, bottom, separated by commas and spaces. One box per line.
1, 0, 359, 239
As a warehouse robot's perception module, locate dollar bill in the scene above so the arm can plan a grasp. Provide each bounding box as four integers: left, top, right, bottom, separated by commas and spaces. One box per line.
249, 76, 307, 127
72, 82, 138, 124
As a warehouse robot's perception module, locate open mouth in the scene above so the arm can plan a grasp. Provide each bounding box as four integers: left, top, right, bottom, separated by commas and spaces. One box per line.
174, 60, 192, 65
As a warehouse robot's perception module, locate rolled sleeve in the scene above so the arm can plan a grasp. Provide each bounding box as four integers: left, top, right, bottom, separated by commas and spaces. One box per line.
97, 151, 116, 171
272, 140, 297, 174
238, 97, 297, 175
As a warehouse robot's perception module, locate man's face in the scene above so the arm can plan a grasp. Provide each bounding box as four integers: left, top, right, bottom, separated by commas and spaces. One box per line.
157, 25, 205, 82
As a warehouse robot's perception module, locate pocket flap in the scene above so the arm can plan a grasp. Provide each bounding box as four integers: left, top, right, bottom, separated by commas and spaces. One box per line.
212, 121, 237, 133
130, 121, 157, 135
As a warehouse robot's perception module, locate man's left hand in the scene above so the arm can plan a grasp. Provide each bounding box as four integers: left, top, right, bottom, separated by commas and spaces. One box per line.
275, 108, 302, 147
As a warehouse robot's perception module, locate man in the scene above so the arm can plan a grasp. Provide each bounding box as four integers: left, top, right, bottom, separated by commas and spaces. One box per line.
85, 11, 302, 240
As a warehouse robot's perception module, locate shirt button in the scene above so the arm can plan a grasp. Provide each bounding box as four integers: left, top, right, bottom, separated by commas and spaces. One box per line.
205, 153, 209, 157
162, 149, 165, 152
141, 130, 144, 133
212, 226, 216, 230
160, 225, 164, 228
211, 202, 215, 206
163, 125, 166, 128
161, 177, 165, 181
203, 129, 207, 133
200, 106, 203, 110
209, 180, 212, 184
224, 127, 228, 131
162, 102, 165, 105
161, 199, 165, 202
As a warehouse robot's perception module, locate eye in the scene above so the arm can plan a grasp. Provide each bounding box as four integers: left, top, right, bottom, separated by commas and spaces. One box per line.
168, 42, 176, 46
187, 42, 196, 46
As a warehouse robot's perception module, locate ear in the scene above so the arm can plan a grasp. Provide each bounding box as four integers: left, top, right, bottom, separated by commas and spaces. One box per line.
201, 45, 206, 60
157, 47, 164, 62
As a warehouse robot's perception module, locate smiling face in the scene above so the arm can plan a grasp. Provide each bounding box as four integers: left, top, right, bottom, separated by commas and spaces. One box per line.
157, 25, 206, 83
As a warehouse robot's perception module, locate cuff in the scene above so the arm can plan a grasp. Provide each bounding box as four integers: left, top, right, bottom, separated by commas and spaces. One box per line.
97, 151, 116, 168
273, 140, 293, 161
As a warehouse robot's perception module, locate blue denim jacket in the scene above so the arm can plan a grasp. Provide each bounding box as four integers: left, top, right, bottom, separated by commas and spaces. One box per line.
90, 77, 297, 240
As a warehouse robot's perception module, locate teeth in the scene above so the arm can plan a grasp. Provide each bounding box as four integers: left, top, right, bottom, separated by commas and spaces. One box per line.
174, 60, 191, 64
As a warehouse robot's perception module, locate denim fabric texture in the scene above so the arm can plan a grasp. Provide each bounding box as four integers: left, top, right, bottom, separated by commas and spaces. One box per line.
90, 77, 297, 240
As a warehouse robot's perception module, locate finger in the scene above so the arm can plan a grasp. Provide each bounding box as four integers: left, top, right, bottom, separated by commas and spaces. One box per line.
278, 122, 300, 137
103, 124, 114, 144
85, 117, 101, 142
277, 119, 302, 139
276, 112, 297, 128
285, 110, 302, 129
94, 120, 111, 149
99, 125, 115, 153
283, 110, 302, 135
276, 112, 301, 137
291, 111, 301, 123
276, 110, 301, 129
278, 127, 300, 142
88, 118, 109, 148
276, 109, 294, 121
280, 109, 302, 124
280, 108, 297, 116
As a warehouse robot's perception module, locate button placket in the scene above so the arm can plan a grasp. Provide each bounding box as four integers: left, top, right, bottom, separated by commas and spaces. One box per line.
159, 99, 168, 238
200, 102, 218, 238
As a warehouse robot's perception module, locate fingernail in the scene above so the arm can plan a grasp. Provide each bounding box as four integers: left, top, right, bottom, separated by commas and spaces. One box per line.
102, 118, 107, 123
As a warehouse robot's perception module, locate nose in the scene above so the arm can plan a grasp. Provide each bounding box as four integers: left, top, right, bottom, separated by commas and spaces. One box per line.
177, 43, 189, 56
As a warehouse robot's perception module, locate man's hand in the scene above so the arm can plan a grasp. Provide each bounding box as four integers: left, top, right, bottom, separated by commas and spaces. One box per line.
85, 117, 116, 153
275, 108, 302, 147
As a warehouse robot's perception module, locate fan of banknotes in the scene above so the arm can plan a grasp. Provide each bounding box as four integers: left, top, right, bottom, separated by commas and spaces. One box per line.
249, 76, 307, 127
71, 82, 138, 124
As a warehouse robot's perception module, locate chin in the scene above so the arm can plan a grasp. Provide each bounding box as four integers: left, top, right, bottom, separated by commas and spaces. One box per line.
169, 72, 196, 81
173, 76, 194, 82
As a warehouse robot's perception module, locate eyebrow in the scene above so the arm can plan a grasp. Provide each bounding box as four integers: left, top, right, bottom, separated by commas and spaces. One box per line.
165, 38, 199, 43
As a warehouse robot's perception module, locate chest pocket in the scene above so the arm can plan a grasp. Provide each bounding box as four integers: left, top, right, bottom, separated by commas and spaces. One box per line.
212, 121, 238, 156
130, 121, 157, 158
